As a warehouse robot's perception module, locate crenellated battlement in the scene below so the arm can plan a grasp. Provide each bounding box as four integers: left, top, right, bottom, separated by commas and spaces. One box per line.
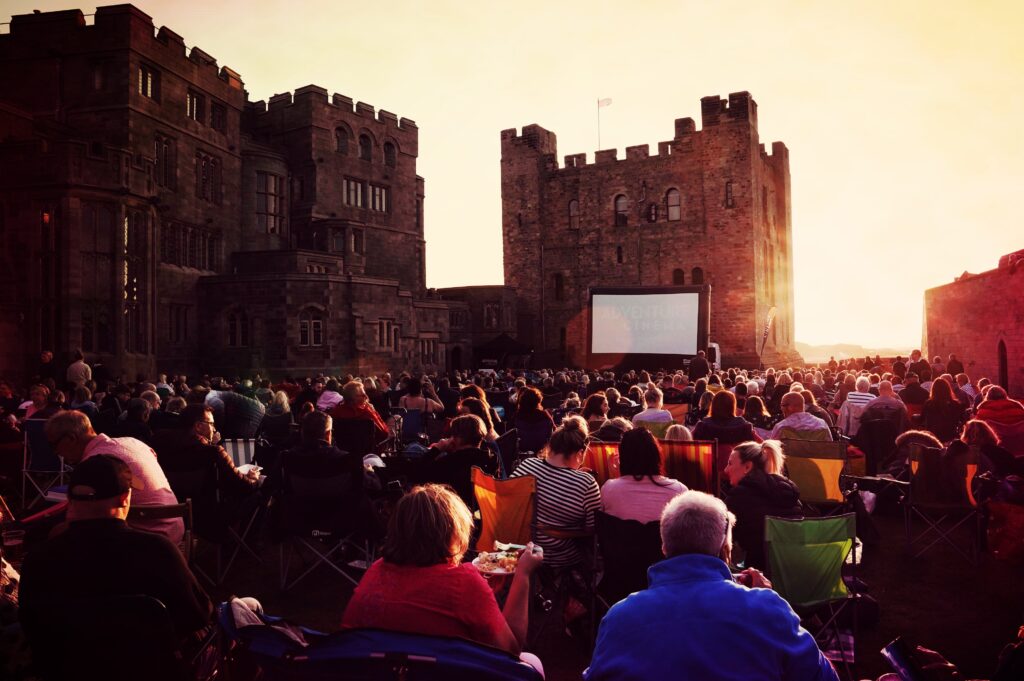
700, 91, 757, 127
5, 4, 244, 90
248, 85, 417, 130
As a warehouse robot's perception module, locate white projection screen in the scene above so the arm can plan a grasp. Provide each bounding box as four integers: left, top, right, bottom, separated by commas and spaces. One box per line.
588, 287, 709, 366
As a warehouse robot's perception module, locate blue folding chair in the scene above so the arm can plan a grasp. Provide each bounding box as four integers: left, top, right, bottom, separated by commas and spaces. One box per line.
217, 600, 542, 680
22, 419, 68, 509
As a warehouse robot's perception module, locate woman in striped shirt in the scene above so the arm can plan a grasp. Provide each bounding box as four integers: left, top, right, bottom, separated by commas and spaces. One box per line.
511, 416, 601, 569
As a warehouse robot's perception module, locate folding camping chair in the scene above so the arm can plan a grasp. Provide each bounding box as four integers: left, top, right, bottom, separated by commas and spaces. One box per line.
22, 419, 68, 509
222, 438, 256, 468
495, 428, 519, 478
217, 604, 543, 681
164, 464, 263, 584
128, 500, 196, 566
400, 409, 425, 444
780, 439, 849, 515
278, 450, 375, 590
765, 513, 859, 680
666, 402, 690, 423
659, 439, 718, 495
633, 420, 671, 439
333, 419, 376, 458
594, 510, 662, 607
38, 595, 187, 681
472, 466, 535, 551
582, 441, 619, 486
904, 442, 982, 564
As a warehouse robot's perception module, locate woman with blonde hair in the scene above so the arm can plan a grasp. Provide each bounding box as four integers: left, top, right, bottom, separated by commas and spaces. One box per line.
342, 485, 544, 672
723, 440, 801, 568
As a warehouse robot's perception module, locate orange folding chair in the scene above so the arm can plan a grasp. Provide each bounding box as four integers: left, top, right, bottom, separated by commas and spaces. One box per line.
472, 466, 536, 552
583, 442, 620, 486
666, 403, 690, 423
659, 439, 718, 495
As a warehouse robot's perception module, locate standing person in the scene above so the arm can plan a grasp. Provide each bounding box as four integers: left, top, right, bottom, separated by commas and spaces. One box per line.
43, 411, 183, 543
946, 354, 965, 377
65, 349, 92, 388
688, 351, 711, 381
585, 491, 837, 681
399, 377, 444, 414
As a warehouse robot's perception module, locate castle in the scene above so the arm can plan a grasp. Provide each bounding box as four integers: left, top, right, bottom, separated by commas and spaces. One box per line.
500, 92, 801, 368
0, 4, 800, 381
0, 4, 515, 382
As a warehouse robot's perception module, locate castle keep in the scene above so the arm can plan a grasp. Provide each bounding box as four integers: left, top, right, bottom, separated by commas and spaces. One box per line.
500, 92, 801, 368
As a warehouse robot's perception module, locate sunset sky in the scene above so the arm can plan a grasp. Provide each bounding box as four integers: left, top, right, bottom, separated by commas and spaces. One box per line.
8, 0, 1023, 350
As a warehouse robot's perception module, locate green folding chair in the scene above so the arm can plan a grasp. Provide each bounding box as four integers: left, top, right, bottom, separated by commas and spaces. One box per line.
765, 513, 858, 681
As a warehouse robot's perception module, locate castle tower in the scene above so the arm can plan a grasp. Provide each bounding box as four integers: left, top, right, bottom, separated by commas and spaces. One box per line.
500, 92, 799, 368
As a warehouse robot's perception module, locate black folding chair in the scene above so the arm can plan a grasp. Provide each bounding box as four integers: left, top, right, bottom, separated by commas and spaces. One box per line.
333, 419, 376, 458
22, 419, 68, 509
904, 443, 983, 564
594, 511, 662, 608
127, 499, 198, 572
496, 428, 519, 478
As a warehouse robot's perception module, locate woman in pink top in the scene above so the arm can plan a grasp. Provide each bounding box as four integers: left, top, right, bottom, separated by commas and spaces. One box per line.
600, 428, 685, 523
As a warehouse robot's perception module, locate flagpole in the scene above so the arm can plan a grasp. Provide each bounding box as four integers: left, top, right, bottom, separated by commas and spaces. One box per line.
597, 98, 601, 149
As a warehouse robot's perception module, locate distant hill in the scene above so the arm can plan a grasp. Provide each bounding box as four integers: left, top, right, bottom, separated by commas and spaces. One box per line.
795, 342, 915, 364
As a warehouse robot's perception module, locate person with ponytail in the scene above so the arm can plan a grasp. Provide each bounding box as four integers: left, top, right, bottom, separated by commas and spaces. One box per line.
722, 440, 802, 569
510, 416, 601, 569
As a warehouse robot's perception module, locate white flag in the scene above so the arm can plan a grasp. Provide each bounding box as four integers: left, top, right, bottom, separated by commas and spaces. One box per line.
598, 98, 613, 108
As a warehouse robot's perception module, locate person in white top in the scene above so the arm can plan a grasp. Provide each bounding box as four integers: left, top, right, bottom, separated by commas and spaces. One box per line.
632, 387, 674, 425
65, 349, 92, 388
44, 410, 183, 544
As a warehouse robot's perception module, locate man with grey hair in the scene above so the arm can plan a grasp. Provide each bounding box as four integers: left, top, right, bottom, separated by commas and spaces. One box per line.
586, 491, 838, 681
837, 376, 874, 438
631, 387, 673, 425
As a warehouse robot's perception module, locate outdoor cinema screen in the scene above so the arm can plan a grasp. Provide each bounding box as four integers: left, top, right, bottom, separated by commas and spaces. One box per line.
591, 290, 700, 356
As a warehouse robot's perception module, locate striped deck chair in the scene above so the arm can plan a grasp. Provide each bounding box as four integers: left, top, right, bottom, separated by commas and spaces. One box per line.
472, 467, 536, 552
666, 403, 690, 423
222, 439, 256, 468
659, 439, 718, 495
780, 439, 848, 514
583, 442, 620, 486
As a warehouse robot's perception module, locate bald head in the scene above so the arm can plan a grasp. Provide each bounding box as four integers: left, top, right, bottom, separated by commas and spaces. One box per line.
780, 392, 805, 416
878, 380, 894, 397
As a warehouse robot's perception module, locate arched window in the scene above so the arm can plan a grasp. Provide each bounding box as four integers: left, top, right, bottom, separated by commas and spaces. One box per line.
666, 189, 681, 221
554, 273, 564, 301
672, 268, 685, 285
335, 127, 349, 154
614, 195, 628, 226
299, 309, 324, 347
384, 142, 396, 167
999, 339, 1008, 389
616, 246, 623, 264
359, 134, 372, 161
568, 200, 580, 229
691, 267, 704, 285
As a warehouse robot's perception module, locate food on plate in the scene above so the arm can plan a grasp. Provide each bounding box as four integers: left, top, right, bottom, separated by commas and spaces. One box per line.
474, 549, 520, 573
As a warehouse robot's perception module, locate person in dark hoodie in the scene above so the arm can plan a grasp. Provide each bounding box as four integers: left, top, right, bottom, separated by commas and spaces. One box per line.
723, 440, 802, 569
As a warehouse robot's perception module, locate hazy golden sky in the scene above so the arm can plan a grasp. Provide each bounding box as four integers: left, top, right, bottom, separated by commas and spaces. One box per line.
10, 0, 1023, 349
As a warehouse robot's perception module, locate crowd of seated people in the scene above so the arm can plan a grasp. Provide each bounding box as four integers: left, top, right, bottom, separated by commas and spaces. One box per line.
2, 347, 1023, 679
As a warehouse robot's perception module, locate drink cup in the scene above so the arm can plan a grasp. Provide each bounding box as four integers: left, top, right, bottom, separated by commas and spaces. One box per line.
2, 528, 25, 564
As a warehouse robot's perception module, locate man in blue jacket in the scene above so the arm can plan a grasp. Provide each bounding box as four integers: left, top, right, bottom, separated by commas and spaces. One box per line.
585, 491, 838, 681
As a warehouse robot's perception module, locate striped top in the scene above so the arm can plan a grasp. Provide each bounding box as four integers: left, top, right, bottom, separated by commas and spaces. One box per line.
511, 457, 601, 568
844, 391, 875, 407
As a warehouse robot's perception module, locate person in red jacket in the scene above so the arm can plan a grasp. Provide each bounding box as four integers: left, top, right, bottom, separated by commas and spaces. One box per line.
975, 386, 1024, 456
330, 381, 389, 444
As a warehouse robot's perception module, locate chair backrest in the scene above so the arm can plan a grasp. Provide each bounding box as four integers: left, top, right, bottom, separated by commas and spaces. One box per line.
908, 443, 977, 507
401, 409, 424, 441
857, 417, 900, 476
333, 419, 375, 458
583, 442, 620, 486
223, 438, 256, 467
765, 513, 856, 608
472, 466, 536, 552
659, 439, 718, 494
634, 420, 671, 439
40, 594, 184, 681
424, 414, 448, 444
23, 419, 62, 473
127, 500, 194, 563
780, 439, 847, 505
666, 403, 690, 423
773, 425, 832, 442
495, 429, 519, 479
595, 510, 663, 603
540, 395, 561, 410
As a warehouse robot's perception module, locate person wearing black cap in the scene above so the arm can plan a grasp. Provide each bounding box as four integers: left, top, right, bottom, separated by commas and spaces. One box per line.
18, 455, 212, 667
